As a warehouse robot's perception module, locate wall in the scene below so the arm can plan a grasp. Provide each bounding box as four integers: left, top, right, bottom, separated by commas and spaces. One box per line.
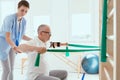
0, 0, 99, 72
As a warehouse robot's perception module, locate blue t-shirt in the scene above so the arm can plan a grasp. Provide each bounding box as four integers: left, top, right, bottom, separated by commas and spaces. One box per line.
0, 13, 26, 60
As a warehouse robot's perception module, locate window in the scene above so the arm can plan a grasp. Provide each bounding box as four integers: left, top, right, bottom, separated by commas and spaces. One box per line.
70, 13, 93, 42
33, 16, 50, 36
0, 1, 15, 27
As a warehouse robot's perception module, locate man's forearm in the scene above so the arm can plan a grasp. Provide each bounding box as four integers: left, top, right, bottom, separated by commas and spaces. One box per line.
22, 35, 32, 41
18, 44, 46, 53
18, 44, 38, 52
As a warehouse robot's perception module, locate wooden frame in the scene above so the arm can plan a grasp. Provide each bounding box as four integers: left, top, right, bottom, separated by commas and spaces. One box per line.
99, 0, 120, 80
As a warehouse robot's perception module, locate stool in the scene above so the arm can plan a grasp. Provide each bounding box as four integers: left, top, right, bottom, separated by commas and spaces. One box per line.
49, 70, 68, 80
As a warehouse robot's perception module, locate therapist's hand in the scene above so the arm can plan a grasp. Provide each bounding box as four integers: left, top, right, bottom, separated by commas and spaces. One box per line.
13, 46, 22, 53
37, 47, 46, 54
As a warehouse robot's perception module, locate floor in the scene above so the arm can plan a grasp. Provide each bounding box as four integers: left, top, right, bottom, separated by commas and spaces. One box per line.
0, 53, 99, 80
0, 68, 99, 80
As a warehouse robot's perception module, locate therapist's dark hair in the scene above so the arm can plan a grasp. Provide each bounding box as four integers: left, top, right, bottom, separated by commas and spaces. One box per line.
18, 0, 29, 8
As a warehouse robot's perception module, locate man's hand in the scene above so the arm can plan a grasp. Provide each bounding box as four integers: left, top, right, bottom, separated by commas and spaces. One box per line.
49, 42, 68, 48
37, 47, 47, 54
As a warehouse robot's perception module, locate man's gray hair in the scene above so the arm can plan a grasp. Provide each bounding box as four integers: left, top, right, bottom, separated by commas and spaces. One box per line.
37, 24, 48, 33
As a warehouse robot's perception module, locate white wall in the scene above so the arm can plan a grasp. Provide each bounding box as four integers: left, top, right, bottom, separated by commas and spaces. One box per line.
0, 0, 99, 72
26, 0, 99, 44
0, 0, 99, 43
50, 0, 69, 42
70, 0, 90, 13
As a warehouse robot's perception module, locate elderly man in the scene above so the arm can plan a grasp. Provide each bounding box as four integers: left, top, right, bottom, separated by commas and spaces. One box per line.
18, 24, 67, 80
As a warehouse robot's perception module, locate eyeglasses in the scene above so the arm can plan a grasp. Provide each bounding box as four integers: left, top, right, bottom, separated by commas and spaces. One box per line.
42, 31, 51, 36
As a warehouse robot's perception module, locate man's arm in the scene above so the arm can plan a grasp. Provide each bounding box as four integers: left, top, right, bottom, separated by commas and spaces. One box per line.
22, 35, 32, 41
18, 44, 46, 54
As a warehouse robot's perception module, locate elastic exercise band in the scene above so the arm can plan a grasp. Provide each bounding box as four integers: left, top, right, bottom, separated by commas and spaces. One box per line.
81, 73, 85, 80
35, 44, 100, 67
35, 48, 100, 67
66, 46, 69, 57
47, 49, 100, 52
35, 54, 40, 66
68, 44, 100, 48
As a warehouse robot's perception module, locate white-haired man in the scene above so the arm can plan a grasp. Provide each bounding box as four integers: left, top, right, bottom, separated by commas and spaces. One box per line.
18, 24, 67, 80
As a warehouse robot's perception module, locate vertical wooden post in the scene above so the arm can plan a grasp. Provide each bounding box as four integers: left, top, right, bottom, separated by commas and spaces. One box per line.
114, 0, 120, 80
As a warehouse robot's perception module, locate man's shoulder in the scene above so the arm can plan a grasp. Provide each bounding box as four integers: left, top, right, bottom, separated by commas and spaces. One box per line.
25, 37, 38, 45
25, 36, 45, 46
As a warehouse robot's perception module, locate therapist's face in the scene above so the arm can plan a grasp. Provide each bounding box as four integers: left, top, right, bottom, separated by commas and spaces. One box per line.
17, 5, 29, 17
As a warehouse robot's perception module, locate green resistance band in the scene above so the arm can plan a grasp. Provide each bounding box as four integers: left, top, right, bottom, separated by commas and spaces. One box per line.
35, 53, 40, 67
68, 44, 100, 48
35, 48, 100, 67
66, 46, 69, 57
47, 49, 100, 52
35, 44, 100, 67
101, 0, 107, 62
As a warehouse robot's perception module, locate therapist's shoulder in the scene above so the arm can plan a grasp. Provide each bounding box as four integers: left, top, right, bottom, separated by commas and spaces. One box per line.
4, 13, 16, 21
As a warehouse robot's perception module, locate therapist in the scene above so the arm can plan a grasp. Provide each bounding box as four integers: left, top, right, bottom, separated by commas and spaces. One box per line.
0, 0, 31, 80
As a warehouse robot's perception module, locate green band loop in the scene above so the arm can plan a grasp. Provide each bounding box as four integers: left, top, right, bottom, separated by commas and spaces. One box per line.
66, 46, 70, 57
35, 54, 40, 67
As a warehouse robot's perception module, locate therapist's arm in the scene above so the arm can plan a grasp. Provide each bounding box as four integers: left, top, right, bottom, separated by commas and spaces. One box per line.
5, 32, 22, 53
18, 44, 46, 54
22, 35, 32, 41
